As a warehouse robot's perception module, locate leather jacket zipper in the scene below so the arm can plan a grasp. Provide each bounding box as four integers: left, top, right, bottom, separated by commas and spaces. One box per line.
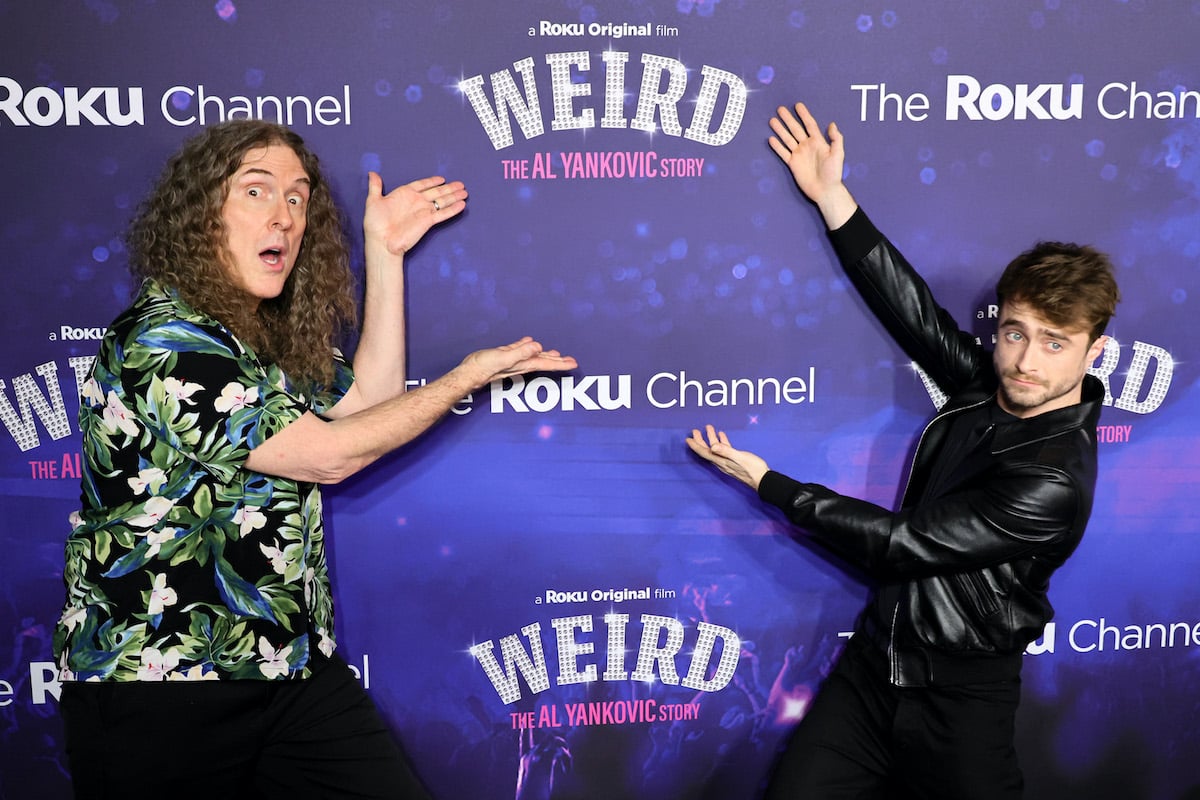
889, 392, 996, 685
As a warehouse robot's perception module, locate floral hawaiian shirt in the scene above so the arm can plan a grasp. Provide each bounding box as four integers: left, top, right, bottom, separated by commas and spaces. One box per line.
54, 280, 353, 682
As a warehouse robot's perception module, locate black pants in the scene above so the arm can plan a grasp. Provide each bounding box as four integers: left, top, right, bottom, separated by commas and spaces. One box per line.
765, 636, 1024, 800
60, 653, 431, 800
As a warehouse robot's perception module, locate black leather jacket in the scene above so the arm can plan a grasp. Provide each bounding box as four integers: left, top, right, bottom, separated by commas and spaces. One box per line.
758, 208, 1103, 687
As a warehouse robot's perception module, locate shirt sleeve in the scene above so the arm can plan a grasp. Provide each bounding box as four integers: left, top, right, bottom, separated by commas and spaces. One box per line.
120, 318, 309, 485
306, 348, 355, 416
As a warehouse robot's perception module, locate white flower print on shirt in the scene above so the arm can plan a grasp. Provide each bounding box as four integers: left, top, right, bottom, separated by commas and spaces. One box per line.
58, 606, 88, 633
126, 496, 175, 529
316, 628, 334, 658
147, 573, 178, 616
234, 505, 268, 536
162, 376, 201, 404
167, 665, 219, 681
259, 540, 291, 576
257, 637, 292, 680
137, 646, 181, 681
81, 377, 105, 406
214, 381, 259, 413
142, 527, 176, 558
127, 467, 167, 495
102, 391, 140, 437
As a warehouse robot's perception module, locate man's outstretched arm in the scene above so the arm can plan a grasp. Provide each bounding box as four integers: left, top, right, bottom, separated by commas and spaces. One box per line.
686, 424, 770, 490
247, 337, 576, 484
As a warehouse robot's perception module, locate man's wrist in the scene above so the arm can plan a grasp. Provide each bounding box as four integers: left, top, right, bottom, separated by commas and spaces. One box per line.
447, 361, 492, 395
817, 185, 858, 231
749, 466, 769, 491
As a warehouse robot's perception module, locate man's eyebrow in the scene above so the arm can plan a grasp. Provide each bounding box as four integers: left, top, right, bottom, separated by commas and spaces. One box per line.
1000, 317, 1070, 340
234, 167, 311, 187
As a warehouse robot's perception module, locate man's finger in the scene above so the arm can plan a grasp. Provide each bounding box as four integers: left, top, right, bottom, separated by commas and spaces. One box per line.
768, 136, 792, 162
778, 104, 808, 142
366, 171, 383, 199
769, 115, 797, 152
794, 102, 825, 145
405, 175, 446, 194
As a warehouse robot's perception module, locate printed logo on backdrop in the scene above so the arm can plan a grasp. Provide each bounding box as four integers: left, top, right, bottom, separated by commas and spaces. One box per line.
470, 584, 737, 730
484, 368, 817, 414
1027, 616, 1200, 656
853, 76, 1200, 122
0, 341, 1173, 457
0, 652, 374, 711
470, 585, 1200, 734
5, 73, 1198, 130
456, 17, 746, 183
0, 76, 352, 128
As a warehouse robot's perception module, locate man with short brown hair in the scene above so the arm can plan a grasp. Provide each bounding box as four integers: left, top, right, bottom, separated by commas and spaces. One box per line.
688, 101, 1119, 799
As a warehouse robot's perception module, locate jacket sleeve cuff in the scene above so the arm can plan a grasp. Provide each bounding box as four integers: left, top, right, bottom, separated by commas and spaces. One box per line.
827, 206, 884, 267
758, 469, 805, 510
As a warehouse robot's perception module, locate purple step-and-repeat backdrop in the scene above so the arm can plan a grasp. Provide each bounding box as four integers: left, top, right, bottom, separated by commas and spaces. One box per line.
2, 2, 1197, 798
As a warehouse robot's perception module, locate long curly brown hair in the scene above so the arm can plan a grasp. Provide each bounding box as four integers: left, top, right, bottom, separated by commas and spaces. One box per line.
126, 119, 358, 390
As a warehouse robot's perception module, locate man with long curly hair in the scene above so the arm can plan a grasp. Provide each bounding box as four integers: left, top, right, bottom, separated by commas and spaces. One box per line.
54, 119, 575, 798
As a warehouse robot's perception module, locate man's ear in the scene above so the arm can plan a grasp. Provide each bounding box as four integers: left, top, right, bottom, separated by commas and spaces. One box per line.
1086, 334, 1109, 364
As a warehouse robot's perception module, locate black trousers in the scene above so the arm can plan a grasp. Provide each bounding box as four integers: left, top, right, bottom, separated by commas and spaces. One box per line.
764, 635, 1024, 800
60, 652, 431, 800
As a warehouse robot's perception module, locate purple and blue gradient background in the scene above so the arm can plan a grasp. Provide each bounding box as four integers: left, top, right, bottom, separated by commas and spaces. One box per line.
2, 2, 1197, 797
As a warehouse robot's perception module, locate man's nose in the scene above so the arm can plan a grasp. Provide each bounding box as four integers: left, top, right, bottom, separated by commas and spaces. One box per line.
1015, 343, 1038, 374
270, 199, 294, 230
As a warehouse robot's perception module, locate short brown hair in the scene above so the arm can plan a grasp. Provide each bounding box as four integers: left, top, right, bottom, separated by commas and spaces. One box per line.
996, 242, 1119, 342
126, 119, 357, 389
